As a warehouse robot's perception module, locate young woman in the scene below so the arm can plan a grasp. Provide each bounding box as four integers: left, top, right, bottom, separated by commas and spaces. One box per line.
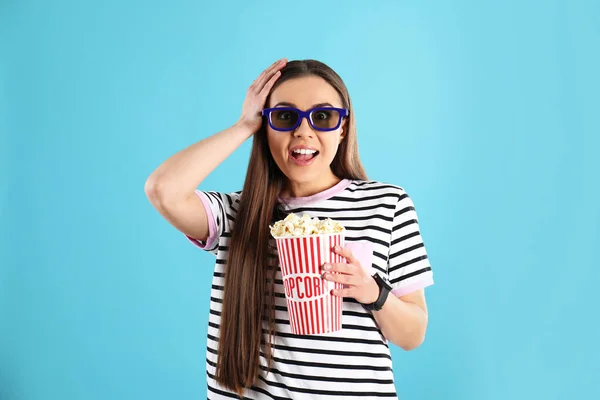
145, 58, 434, 399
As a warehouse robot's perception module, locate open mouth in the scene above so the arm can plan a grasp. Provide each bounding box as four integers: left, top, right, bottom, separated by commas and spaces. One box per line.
290, 149, 320, 162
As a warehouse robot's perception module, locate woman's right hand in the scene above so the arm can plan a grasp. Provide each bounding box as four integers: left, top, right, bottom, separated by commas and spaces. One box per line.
237, 58, 287, 134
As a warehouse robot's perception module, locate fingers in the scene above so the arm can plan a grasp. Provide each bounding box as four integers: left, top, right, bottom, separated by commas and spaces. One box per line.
260, 70, 282, 97
331, 288, 353, 298
322, 262, 354, 275
323, 271, 355, 286
252, 58, 287, 92
251, 59, 280, 89
333, 245, 358, 266
326, 271, 379, 302
258, 58, 286, 89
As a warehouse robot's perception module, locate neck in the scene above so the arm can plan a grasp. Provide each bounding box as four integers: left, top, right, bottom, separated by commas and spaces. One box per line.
281, 172, 342, 198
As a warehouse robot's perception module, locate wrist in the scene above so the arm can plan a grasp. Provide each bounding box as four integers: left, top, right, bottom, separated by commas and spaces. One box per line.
362, 273, 393, 312
234, 118, 260, 138
367, 277, 380, 303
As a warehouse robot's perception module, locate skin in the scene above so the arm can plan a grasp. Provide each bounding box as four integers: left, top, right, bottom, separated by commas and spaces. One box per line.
266, 75, 347, 199
264, 67, 429, 351
325, 248, 428, 351
146, 57, 429, 350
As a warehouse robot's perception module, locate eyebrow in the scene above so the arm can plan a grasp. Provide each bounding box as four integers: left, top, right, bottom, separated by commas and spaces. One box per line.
273, 102, 336, 109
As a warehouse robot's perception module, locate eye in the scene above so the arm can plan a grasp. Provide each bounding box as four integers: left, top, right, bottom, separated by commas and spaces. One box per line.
276, 111, 292, 120
314, 111, 331, 120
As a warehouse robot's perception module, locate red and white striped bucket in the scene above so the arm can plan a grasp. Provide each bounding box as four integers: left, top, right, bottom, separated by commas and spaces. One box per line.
274, 233, 345, 335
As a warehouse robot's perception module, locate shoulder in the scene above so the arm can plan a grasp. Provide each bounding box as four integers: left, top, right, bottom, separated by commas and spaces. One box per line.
203, 190, 242, 209
227, 190, 243, 202
346, 179, 408, 200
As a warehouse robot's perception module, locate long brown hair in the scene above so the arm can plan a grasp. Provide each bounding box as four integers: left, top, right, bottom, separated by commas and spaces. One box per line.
215, 59, 368, 394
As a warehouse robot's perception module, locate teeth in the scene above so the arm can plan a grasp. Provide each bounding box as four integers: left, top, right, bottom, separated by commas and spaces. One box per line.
292, 149, 317, 155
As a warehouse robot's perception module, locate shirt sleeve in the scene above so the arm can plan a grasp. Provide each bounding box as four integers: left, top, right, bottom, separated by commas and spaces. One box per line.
387, 190, 434, 297
185, 190, 241, 256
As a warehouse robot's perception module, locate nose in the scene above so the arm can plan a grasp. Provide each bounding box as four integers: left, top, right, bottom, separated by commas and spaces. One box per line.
293, 116, 314, 138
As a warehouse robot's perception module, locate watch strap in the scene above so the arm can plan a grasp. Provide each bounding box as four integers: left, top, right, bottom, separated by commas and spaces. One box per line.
363, 273, 392, 311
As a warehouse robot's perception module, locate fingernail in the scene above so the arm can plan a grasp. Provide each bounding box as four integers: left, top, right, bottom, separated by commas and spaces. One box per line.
335, 246, 341, 251
324, 264, 331, 270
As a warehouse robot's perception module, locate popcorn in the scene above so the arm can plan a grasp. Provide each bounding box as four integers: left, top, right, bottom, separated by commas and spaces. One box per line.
270, 213, 345, 238
271, 213, 346, 334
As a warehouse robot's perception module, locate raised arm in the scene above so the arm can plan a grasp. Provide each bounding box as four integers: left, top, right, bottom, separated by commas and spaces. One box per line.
144, 58, 287, 241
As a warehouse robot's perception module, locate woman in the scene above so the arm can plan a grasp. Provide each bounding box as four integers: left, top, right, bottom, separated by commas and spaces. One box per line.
145, 58, 434, 399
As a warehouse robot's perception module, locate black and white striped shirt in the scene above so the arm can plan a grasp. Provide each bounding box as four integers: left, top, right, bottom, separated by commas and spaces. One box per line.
187, 179, 434, 399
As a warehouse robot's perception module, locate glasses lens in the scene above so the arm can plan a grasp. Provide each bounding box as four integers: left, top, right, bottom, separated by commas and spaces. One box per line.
311, 109, 341, 130
270, 109, 299, 130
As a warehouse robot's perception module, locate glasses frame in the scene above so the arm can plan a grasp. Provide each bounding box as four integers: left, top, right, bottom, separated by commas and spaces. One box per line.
261, 107, 349, 132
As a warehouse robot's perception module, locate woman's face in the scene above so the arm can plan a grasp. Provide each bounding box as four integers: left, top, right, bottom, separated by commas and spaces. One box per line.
266, 76, 347, 193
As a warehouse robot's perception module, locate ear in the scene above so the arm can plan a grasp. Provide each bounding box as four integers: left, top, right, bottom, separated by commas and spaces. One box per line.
339, 121, 347, 142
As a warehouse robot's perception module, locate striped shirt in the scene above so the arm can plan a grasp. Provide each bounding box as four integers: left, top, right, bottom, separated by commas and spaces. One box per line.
187, 179, 434, 399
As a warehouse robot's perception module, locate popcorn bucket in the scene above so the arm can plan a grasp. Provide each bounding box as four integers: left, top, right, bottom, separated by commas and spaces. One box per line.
274, 233, 345, 335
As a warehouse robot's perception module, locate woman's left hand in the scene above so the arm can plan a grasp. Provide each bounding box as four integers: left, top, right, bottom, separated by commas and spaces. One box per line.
322, 246, 380, 304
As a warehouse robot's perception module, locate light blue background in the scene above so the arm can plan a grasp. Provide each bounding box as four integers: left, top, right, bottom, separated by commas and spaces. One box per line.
2, 0, 599, 399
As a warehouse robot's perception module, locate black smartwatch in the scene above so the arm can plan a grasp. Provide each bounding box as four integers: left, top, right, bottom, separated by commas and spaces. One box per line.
362, 273, 393, 311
